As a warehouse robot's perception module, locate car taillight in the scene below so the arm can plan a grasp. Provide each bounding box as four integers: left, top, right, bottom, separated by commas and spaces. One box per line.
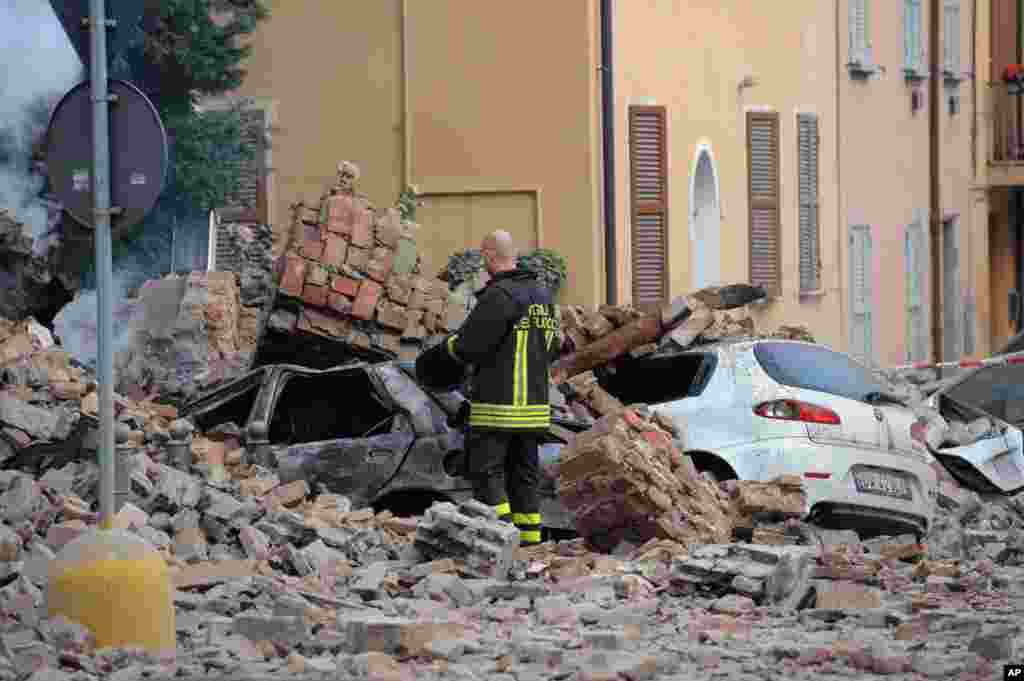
754, 399, 841, 425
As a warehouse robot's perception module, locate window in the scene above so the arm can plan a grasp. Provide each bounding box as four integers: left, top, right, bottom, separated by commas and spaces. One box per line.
797, 113, 820, 293
754, 342, 887, 403
595, 352, 716, 406
904, 218, 928, 362
268, 371, 395, 444
849, 0, 873, 72
849, 224, 874, 365
747, 111, 781, 296
628, 106, 669, 309
943, 0, 961, 82
904, 0, 924, 77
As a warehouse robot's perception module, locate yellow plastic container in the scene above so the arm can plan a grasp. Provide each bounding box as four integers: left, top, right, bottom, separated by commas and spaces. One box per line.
46, 529, 176, 656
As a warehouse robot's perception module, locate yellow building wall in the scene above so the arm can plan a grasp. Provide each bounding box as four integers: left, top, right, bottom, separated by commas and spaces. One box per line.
612, 0, 844, 351
234, 0, 603, 306
233, 0, 405, 254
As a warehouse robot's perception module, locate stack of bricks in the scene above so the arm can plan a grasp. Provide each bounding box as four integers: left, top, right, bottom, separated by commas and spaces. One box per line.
413, 500, 521, 579
272, 162, 471, 361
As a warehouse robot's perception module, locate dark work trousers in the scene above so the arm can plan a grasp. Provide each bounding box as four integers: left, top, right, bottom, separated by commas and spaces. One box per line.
466, 428, 542, 544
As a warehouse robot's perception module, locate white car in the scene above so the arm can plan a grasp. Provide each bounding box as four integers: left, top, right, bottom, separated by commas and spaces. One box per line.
593, 339, 939, 538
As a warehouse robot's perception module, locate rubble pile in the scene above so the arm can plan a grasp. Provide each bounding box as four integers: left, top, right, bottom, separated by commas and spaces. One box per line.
271, 161, 472, 362
0, 458, 1017, 680
556, 407, 808, 553
0, 209, 79, 324
110, 271, 265, 404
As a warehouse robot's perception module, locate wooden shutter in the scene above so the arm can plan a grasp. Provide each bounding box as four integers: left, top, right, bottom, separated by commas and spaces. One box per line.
849, 0, 871, 65
944, 0, 960, 76
904, 0, 922, 71
747, 112, 780, 296
942, 217, 962, 361
797, 113, 820, 293
904, 219, 927, 362
629, 106, 668, 308
849, 224, 874, 364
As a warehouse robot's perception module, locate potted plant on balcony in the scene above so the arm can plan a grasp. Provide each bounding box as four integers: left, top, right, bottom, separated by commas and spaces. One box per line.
1003, 64, 1024, 95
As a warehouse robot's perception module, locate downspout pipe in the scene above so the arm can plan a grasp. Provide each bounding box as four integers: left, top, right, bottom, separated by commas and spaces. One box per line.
600, 0, 617, 305
929, 0, 944, 361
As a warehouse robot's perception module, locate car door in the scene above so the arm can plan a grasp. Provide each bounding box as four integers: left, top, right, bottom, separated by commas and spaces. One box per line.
268, 366, 413, 507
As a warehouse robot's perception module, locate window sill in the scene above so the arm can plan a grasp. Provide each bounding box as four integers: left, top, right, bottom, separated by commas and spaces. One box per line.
847, 62, 878, 79
798, 288, 826, 300
904, 68, 928, 82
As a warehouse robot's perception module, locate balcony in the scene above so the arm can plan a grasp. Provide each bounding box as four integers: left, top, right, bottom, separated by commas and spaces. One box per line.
990, 82, 1024, 185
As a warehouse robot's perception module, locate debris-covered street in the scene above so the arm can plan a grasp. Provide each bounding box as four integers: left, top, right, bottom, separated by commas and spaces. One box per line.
0, 235, 1022, 678
4, 2, 1024, 677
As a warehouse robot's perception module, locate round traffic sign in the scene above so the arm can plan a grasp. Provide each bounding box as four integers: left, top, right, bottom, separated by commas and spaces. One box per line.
45, 79, 168, 231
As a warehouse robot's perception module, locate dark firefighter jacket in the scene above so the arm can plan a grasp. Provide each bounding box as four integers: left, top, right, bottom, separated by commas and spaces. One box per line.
446, 268, 560, 432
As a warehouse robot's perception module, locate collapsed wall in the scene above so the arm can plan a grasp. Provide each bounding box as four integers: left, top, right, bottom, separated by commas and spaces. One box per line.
264, 162, 473, 366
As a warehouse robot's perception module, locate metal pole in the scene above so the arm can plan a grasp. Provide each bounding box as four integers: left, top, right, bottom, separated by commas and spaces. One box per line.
90, 0, 116, 529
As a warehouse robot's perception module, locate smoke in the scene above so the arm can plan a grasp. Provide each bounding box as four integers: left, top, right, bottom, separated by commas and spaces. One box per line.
0, 0, 82, 252
52, 271, 141, 372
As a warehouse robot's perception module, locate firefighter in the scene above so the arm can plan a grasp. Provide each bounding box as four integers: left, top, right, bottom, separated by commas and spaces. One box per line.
445, 230, 560, 546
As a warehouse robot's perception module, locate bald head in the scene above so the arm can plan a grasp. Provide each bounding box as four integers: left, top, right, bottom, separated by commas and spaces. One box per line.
481, 230, 518, 274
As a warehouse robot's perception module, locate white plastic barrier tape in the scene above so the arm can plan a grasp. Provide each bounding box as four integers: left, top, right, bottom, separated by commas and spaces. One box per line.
887, 349, 1024, 373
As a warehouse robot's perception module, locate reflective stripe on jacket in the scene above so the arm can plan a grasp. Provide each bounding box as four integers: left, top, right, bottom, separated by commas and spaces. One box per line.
446, 269, 560, 432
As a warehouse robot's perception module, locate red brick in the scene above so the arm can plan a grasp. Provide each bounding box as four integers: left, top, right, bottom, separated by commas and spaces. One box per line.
642, 430, 671, 449
327, 293, 353, 316
322, 235, 348, 268
350, 208, 373, 247
302, 285, 328, 308
331, 276, 361, 298
301, 228, 325, 260
366, 247, 395, 283
352, 280, 383, 320
328, 194, 353, 220
280, 256, 308, 297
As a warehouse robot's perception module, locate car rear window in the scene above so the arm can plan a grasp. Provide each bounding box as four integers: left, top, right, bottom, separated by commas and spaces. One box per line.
944, 364, 1024, 425
595, 352, 715, 406
753, 341, 886, 402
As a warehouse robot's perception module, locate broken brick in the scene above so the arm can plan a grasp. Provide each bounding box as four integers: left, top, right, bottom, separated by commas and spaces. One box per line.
280, 256, 308, 298
350, 208, 373, 247
305, 263, 330, 287
327, 293, 353, 316
301, 285, 329, 308
300, 230, 325, 260
386, 275, 413, 306
442, 304, 467, 332
322, 235, 348, 269
352, 280, 383, 321
366, 247, 395, 283
346, 246, 369, 271
331, 276, 361, 298
375, 302, 408, 332
270, 480, 310, 507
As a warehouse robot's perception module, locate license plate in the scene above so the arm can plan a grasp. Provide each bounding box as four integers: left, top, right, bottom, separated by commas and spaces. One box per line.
853, 469, 912, 500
